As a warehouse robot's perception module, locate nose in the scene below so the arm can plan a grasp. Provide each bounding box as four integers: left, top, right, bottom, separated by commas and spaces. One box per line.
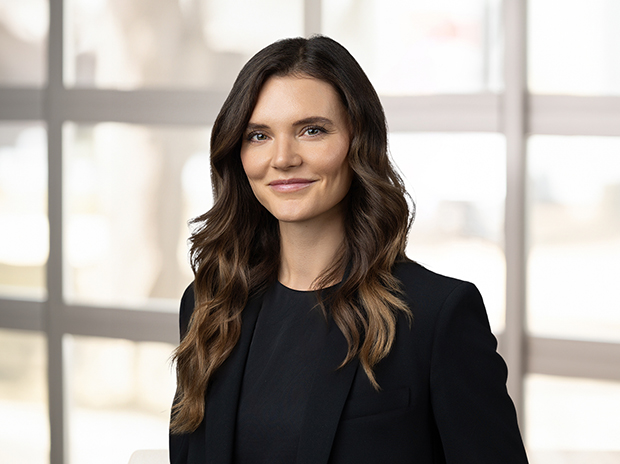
271, 136, 302, 170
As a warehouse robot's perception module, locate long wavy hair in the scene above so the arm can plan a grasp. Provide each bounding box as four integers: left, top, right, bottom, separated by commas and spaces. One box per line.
171, 35, 413, 434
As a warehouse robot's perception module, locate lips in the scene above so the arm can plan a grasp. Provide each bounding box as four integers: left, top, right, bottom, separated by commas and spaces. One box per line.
268, 178, 316, 193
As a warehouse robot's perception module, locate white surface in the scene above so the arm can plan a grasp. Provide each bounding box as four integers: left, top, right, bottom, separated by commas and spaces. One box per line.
128, 450, 169, 464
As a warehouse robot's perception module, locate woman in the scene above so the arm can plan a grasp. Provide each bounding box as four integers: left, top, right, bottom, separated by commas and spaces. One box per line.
170, 36, 528, 464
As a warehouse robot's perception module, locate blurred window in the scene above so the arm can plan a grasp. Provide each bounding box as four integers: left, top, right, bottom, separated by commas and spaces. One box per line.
0, 123, 47, 299
65, 335, 176, 464
63, 122, 212, 307
3, 1, 620, 462
0, 329, 48, 464
64, 0, 303, 89
0, 0, 48, 86
390, 132, 506, 332
528, 0, 620, 95
527, 136, 620, 342
323, 0, 503, 95
526, 374, 620, 453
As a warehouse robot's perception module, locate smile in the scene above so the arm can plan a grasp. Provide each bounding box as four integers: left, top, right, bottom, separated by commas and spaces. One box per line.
268, 178, 316, 193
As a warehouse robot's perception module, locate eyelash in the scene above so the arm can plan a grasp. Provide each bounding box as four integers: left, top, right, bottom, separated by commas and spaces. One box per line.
245, 125, 328, 142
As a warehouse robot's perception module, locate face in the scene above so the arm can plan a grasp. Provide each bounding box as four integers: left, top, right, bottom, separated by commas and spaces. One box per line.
240, 75, 353, 225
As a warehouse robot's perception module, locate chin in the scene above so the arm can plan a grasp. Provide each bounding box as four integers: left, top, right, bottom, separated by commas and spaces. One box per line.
269, 208, 316, 223
263, 204, 309, 223
272, 213, 310, 223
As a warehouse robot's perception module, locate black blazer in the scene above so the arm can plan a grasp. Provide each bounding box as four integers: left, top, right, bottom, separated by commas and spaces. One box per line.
170, 261, 529, 464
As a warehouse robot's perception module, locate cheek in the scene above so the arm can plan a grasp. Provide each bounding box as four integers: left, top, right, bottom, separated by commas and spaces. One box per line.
241, 145, 273, 183
326, 148, 352, 189
240, 154, 267, 200
240, 149, 254, 178
320, 159, 353, 206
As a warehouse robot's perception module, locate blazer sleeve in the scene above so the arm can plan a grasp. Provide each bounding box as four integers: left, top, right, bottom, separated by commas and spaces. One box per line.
429, 281, 529, 463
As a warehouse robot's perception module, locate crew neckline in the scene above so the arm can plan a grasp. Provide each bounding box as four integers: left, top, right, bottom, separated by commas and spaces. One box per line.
275, 280, 339, 294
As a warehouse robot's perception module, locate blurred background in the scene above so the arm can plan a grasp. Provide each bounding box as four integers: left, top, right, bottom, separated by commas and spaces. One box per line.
0, 0, 619, 463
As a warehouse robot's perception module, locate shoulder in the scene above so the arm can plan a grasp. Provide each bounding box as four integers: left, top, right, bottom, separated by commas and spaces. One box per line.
392, 259, 479, 307
178, 283, 196, 341
395, 261, 526, 462
391, 260, 489, 340
181, 282, 195, 309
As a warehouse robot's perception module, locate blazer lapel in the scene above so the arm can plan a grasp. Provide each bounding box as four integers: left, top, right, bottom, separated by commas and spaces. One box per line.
296, 319, 360, 464
203, 295, 263, 463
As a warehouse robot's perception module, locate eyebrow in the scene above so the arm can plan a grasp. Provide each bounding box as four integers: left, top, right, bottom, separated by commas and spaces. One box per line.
245, 116, 335, 132
292, 116, 334, 127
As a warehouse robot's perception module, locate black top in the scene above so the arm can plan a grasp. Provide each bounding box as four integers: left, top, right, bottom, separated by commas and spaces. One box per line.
233, 281, 330, 464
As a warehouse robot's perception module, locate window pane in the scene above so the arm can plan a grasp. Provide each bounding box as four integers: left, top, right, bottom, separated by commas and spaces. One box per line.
323, 0, 503, 95
0, 123, 47, 299
64, 122, 211, 307
390, 132, 506, 332
64, 0, 303, 89
0, 0, 48, 86
526, 374, 620, 454
0, 329, 48, 464
65, 335, 176, 464
529, 0, 620, 95
528, 136, 620, 342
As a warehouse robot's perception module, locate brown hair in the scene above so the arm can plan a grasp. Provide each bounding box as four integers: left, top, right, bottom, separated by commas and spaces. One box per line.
171, 36, 413, 434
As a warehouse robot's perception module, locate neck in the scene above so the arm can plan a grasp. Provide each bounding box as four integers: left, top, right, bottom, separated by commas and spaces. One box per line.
278, 211, 346, 291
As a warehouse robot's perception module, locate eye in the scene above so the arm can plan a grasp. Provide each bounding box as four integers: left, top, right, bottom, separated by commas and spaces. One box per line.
303, 126, 326, 137
247, 131, 268, 142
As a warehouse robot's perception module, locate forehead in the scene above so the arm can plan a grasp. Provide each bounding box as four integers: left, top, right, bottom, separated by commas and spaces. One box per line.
249, 75, 347, 122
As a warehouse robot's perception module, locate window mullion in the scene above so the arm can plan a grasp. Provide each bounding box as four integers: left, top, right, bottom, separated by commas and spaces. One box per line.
0, 89, 44, 120
46, 0, 66, 463
304, 0, 322, 37
381, 94, 500, 132
528, 337, 620, 381
502, 0, 528, 424
529, 95, 620, 136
